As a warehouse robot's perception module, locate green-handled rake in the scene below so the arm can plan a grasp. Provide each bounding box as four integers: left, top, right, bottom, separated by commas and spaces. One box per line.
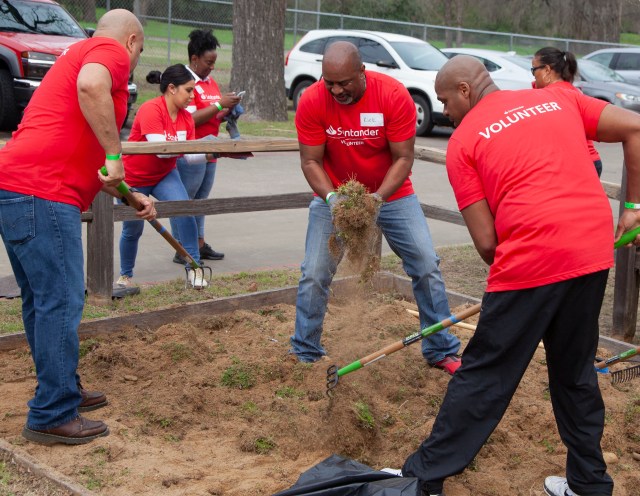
595, 346, 640, 384
324, 225, 640, 396
325, 303, 481, 397
100, 167, 212, 289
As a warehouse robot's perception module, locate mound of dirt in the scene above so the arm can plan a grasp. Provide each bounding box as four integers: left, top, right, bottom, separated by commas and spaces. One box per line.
0, 291, 639, 495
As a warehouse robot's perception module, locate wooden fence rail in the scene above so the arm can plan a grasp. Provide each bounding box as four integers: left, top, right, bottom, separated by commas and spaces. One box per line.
81, 139, 637, 341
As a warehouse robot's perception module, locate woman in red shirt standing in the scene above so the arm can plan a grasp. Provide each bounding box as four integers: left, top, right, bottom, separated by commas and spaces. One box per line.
531, 47, 603, 176
118, 64, 210, 289
172, 29, 241, 265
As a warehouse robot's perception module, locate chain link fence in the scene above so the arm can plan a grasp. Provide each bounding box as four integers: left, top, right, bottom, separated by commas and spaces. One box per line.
66, 0, 635, 104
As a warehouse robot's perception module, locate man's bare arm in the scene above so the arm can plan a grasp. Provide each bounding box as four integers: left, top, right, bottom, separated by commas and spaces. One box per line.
77, 62, 124, 186
299, 143, 334, 199
461, 199, 497, 265
376, 137, 415, 200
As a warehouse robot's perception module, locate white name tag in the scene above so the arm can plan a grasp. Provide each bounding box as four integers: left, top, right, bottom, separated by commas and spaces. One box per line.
177, 131, 187, 141
195, 86, 205, 95
360, 113, 384, 127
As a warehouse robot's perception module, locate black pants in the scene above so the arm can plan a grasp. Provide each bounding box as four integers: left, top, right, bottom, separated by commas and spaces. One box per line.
402, 270, 613, 496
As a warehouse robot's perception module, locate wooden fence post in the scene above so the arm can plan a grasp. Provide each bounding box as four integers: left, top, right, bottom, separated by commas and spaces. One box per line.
612, 166, 639, 342
86, 192, 114, 304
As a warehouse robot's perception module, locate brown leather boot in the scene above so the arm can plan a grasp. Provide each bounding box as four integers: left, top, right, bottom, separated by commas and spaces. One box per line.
78, 387, 108, 412
22, 416, 109, 445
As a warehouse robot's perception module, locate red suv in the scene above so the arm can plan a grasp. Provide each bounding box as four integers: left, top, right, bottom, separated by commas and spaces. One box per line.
0, 0, 137, 130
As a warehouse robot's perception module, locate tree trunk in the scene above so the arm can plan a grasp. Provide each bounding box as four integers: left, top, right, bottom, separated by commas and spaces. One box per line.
231, 0, 288, 121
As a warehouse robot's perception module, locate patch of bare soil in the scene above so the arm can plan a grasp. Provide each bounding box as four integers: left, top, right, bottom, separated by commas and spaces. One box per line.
0, 292, 639, 495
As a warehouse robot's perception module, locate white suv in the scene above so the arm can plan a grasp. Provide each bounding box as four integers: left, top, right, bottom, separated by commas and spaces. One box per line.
284, 29, 451, 136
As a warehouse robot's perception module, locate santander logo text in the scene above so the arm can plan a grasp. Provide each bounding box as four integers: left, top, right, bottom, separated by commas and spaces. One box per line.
325, 125, 380, 138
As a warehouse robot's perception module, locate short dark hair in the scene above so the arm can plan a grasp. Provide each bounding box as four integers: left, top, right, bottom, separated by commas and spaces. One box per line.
187, 29, 220, 59
534, 47, 578, 83
146, 64, 194, 93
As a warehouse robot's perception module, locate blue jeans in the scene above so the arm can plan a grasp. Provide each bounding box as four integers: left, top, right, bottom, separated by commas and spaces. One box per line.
120, 169, 200, 276
290, 194, 460, 363
175, 157, 217, 239
0, 190, 84, 429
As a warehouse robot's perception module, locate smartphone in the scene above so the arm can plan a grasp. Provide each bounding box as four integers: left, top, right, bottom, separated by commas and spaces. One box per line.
236, 91, 246, 100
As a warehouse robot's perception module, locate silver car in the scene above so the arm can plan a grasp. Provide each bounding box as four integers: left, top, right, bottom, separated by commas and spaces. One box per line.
575, 59, 640, 113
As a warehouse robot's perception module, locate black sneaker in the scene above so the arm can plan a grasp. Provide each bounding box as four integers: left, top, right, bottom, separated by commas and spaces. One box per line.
200, 243, 224, 260
173, 252, 187, 265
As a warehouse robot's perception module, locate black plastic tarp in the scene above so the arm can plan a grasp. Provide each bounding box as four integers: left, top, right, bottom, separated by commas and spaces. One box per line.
272, 454, 419, 496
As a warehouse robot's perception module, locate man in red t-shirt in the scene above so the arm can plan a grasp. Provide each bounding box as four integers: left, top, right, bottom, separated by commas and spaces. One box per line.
289, 41, 461, 373
0, 10, 155, 446
400, 55, 640, 496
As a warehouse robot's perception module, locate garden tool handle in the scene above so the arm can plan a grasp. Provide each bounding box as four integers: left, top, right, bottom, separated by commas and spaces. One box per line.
614, 226, 640, 249
595, 346, 640, 369
99, 166, 201, 270
100, 166, 143, 211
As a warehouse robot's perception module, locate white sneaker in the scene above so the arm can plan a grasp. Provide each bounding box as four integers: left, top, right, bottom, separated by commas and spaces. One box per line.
544, 476, 580, 496
116, 275, 135, 288
380, 468, 402, 476
188, 268, 209, 289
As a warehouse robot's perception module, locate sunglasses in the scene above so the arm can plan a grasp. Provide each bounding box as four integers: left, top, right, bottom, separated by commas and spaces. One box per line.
530, 65, 546, 76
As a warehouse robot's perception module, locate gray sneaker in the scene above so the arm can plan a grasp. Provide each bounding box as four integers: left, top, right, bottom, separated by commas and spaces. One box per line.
544, 476, 580, 496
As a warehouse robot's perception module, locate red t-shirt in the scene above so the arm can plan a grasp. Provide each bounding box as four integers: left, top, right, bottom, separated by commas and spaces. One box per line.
185, 67, 223, 138
295, 71, 416, 202
0, 37, 130, 211
533, 81, 601, 162
447, 87, 613, 292
123, 96, 196, 187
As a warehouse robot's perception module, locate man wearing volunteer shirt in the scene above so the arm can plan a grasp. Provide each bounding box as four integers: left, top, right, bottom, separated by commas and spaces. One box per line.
0, 9, 155, 446
398, 55, 640, 496
288, 41, 461, 374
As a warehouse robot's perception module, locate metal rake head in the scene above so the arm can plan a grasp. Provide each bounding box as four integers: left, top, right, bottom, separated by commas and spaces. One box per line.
611, 364, 640, 384
326, 364, 339, 397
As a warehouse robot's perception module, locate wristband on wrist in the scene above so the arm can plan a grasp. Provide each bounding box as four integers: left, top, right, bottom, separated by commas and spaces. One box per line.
624, 201, 640, 210
214, 101, 223, 111
325, 191, 336, 205
105, 152, 122, 161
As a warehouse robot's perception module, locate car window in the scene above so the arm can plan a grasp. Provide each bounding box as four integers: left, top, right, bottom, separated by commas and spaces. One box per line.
588, 53, 614, 68
299, 38, 327, 55
389, 41, 448, 71
616, 53, 640, 71
479, 57, 500, 72
0, 0, 86, 37
578, 60, 626, 83
358, 39, 394, 65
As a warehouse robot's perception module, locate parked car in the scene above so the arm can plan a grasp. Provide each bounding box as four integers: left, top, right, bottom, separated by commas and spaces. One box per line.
574, 59, 640, 113
0, 0, 137, 131
583, 47, 640, 85
284, 29, 451, 135
441, 48, 533, 90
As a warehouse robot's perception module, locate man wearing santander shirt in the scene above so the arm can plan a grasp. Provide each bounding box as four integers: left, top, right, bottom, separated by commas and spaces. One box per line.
289, 41, 461, 374
0, 9, 155, 446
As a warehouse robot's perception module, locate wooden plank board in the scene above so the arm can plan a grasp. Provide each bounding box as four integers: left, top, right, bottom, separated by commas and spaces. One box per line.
121, 137, 299, 155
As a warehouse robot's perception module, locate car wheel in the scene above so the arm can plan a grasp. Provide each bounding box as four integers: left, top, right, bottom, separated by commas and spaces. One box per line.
412, 93, 434, 136
293, 79, 314, 110
0, 69, 19, 131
